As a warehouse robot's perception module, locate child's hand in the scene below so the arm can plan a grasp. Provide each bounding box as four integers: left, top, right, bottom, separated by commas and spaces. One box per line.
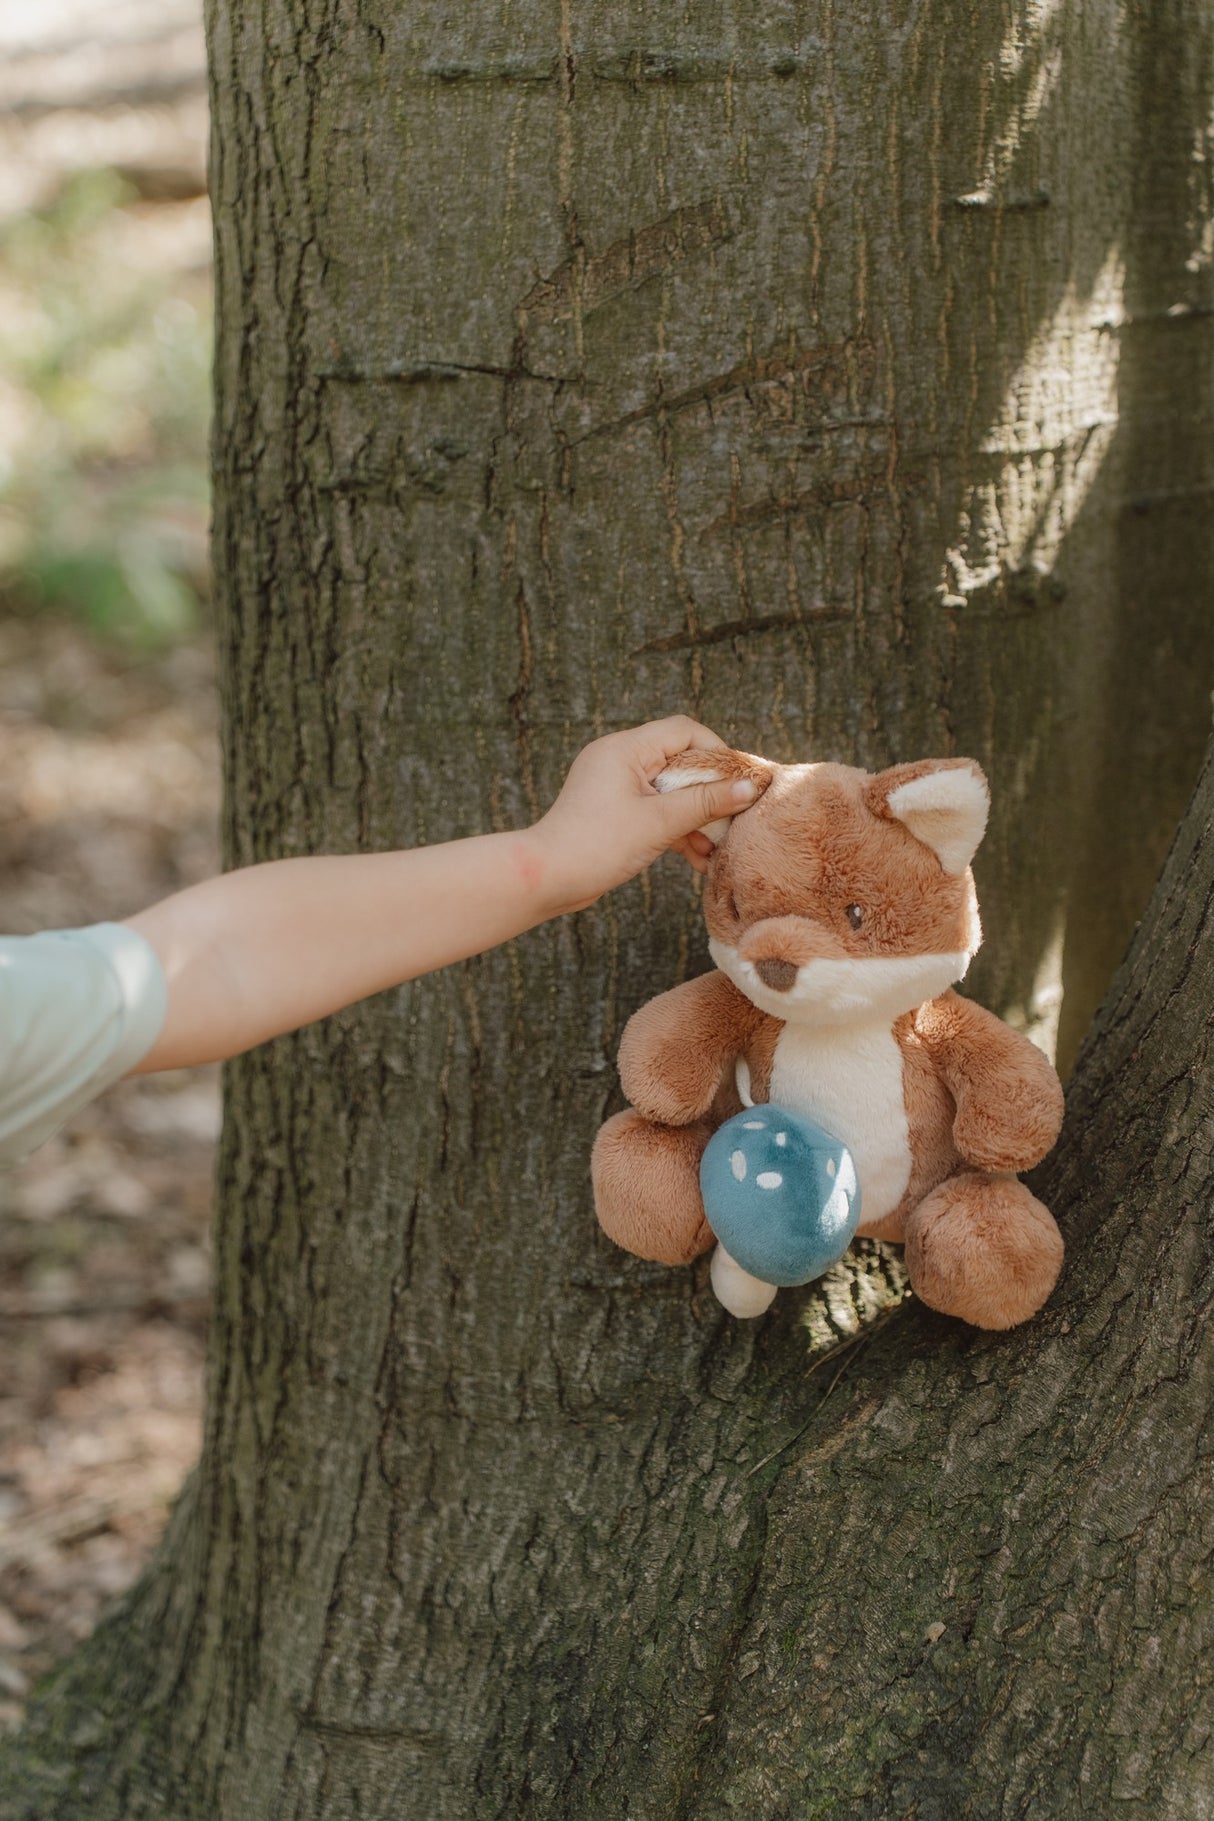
122, 719, 764, 1078
531, 717, 764, 915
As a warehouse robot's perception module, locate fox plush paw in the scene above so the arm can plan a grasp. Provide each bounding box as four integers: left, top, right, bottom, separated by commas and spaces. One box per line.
591, 1110, 716, 1266
903, 1171, 1064, 1330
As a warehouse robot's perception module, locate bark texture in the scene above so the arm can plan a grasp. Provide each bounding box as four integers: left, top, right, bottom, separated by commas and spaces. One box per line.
2, 1, 1213, 1817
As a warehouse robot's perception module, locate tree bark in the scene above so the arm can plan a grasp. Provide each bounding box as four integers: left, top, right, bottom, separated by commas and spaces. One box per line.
2, 1, 1213, 1816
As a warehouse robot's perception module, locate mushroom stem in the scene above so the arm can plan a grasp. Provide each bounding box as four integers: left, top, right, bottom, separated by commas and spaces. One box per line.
710, 1244, 779, 1318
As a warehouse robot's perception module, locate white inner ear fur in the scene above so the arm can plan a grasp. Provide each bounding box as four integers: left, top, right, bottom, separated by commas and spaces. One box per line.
884, 767, 989, 875
654, 766, 732, 844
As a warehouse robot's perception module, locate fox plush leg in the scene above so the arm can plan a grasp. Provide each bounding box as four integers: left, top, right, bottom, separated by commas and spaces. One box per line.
903, 1171, 1064, 1330
592, 1110, 715, 1266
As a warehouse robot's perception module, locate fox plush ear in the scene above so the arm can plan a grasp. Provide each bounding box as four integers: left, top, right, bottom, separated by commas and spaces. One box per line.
655, 747, 774, 844
868, 759, 990, 875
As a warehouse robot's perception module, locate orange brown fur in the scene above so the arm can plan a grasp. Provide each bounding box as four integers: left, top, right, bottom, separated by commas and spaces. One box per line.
659, 748, 774, 789
618, 972, 763, 1126
915, 992, 1065, 1171
903, 1173, 1064, 1330
592, 1111, 716, 1265
703, 763, 978, 962
592, 750, 1066, 1330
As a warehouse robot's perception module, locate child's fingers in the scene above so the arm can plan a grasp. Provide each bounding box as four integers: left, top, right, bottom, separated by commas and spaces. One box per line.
670, 834, 713, 875
657, 775, 759, 839
633, 716, 729, 769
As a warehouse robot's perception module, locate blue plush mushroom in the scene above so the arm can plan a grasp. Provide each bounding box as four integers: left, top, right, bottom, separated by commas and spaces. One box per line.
700, 1104, 861, 1313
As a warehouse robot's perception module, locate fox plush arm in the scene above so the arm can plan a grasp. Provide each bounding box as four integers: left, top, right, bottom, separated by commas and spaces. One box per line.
619, 971, 763, 1126
917, 991, 1065, 1173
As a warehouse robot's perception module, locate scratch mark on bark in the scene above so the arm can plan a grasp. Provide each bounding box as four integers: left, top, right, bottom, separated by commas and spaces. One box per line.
567, 338, 875, 448
632, 607, 847, 656
509, 577, 538, 818
656, 402, 704, 699
700, 472, 882, 537
318, 360, 560, 384
299, 1715, 429, 1743
425, 55, 559, 83
418, 50, 818, 86
519, 195, 735, 325
555, 0, 586, 369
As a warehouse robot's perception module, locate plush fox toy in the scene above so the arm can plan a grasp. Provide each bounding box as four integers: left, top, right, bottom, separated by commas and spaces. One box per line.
591, 748, 1065, 1330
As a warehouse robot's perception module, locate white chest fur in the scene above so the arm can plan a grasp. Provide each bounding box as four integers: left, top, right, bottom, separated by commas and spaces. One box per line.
767, 1022, 911, 1226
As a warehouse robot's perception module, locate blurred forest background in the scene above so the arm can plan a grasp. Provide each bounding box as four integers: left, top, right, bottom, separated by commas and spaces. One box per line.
0, 0, 218, 1724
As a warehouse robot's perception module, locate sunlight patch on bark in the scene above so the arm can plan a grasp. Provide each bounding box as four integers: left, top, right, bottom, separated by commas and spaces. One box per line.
988, 0, 1065, 194
947, 246, 1124, 612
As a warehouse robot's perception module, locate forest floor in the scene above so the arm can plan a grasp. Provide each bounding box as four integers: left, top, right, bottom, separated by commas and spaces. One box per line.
0, 0, 215, 1727
0, 624, 219, 1730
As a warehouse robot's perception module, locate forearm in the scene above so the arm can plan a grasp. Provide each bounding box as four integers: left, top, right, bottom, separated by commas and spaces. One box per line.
125, 831, 561, 1072
120, 716, 765, 1075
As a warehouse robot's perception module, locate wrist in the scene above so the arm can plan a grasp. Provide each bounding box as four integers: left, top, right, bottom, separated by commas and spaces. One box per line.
520, 817, 596, 921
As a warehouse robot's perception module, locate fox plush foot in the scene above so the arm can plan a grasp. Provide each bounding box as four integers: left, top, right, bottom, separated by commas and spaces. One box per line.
902, 1171, 1064, 1330
591, 1110, 716, 1266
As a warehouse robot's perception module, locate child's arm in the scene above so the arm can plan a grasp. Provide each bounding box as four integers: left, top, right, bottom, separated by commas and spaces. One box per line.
125, 717, 761, 1073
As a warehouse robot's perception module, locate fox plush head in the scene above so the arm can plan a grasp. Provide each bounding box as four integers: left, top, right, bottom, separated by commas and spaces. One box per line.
594, 747, 1065, 1330
664, 750, 989, 1027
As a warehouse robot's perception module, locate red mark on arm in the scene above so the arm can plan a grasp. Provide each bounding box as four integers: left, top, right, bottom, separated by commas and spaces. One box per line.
512, 839, 545, 893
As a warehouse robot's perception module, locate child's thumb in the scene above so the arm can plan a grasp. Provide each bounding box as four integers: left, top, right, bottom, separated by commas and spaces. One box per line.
656, 774, 761, 843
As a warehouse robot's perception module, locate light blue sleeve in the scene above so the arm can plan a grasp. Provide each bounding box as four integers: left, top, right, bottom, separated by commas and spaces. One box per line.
0, 923, 168, 1164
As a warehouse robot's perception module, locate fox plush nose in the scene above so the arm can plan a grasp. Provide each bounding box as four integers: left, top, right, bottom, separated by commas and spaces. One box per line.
737, 916, 848, 981
754, 958, 799, 992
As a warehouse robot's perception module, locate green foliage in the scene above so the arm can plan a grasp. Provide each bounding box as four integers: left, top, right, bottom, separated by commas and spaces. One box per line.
0, 168, 212, 648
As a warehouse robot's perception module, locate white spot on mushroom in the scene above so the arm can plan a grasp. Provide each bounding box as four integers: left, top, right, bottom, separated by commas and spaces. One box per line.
775, 1132, 787, 1146
756, 1171, 783, 1191
731, 1150, 747, 1181
821, 1181, 850, 1233
826, 1157, 836, 1176
742, 1120, 765, 1130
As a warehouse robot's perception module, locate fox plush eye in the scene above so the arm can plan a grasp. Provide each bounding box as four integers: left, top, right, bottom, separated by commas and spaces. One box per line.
846, 903, 864, 931
727, 891, 741, 923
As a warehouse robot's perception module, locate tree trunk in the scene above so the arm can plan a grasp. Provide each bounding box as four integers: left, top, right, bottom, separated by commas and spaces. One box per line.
2, 0, 1213, 1816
